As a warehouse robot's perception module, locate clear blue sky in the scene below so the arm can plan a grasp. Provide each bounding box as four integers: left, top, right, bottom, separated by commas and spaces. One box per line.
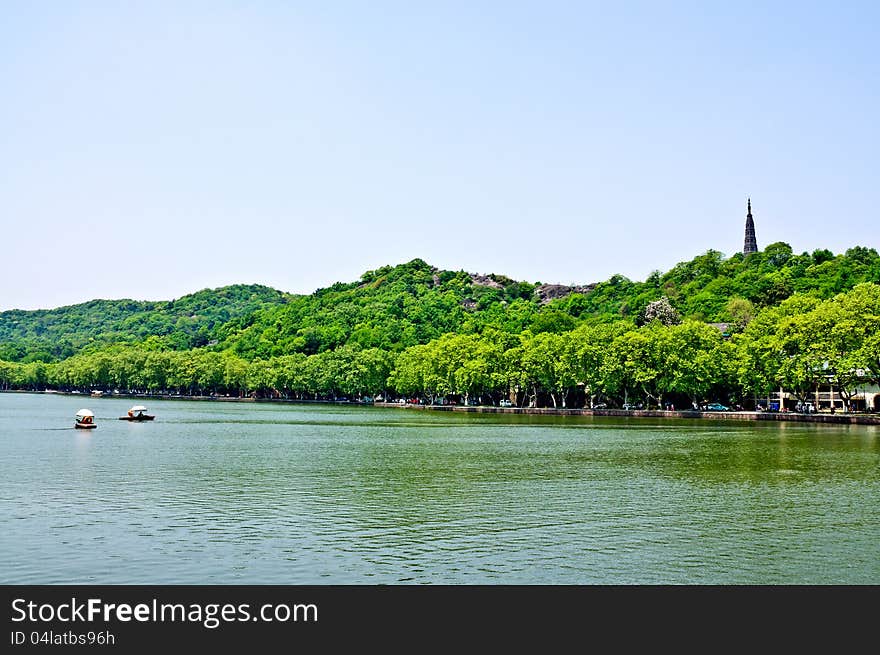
1, 1, 877, 310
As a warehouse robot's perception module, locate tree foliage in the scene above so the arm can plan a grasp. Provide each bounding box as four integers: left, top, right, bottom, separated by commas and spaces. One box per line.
1, 248, 879, 409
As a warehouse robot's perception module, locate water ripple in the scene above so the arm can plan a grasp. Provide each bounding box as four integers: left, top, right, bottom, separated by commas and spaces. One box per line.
1, 393, 878, 583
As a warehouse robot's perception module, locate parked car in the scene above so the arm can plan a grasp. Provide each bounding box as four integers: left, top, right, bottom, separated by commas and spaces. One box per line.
704, 402, 730, 411
592, 402, 608, 409
499, 399, 513, 407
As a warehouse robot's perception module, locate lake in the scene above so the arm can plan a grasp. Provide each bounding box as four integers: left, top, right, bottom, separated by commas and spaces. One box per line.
1, 392, 878, 584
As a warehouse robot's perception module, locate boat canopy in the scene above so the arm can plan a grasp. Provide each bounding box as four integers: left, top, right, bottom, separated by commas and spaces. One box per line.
76, 409, 94, 418
130, 405, 148, 412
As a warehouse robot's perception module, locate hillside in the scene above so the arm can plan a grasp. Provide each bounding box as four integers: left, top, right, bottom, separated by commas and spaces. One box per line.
0, 284, 290, 362
213, 258, 540, 358
2, 244, 879, 409
549, 243, 880, 321
1, 243, 878, 365
216, 244, 880, 359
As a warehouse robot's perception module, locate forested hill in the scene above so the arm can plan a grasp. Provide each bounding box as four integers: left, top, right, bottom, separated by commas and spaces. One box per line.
552, 243, 880, 322
0, 284, 289, 362
217, 244, 880, 359
213, 258, 540, 358
1, 243, 878, 364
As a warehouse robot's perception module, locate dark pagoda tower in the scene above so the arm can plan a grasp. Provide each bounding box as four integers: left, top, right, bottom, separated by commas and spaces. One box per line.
743, 198, 758, 254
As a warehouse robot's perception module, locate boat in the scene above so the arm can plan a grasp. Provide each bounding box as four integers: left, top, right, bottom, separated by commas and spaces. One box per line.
75, 409, 97, 429
119, 405, 155, 421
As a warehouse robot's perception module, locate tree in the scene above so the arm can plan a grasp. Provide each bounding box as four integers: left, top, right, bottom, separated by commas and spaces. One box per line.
516, 332, 578, 408
770, 297, 826, 404
640, 297, 680, 326
665, 321, 726, 407
814, 284, 880, 409
604, 323, 672, 407
724, 297, 755, 331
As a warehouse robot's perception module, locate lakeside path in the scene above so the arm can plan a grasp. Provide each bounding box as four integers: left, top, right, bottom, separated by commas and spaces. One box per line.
373, 402, 880, 426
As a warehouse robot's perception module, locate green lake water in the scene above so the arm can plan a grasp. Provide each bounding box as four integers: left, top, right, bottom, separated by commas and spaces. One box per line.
1, 392, 878, 584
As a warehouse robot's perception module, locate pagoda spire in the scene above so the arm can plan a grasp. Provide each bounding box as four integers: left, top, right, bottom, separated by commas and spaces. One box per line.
743, 198, 758, 254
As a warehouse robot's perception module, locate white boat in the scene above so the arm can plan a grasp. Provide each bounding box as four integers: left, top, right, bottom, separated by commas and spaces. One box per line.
75, 409, 96, 429
119, 405, 155, 421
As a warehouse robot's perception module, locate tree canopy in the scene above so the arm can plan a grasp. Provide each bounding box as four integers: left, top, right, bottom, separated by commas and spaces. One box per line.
2, 246, 879, 410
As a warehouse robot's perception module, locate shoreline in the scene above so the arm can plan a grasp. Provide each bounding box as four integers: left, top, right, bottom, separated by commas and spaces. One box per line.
373, 402, 880, 426
6, 390, 877, 426
1, 389, 358, 405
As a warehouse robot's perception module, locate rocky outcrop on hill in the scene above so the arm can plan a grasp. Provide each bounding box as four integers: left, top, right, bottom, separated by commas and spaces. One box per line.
468, 273, 595, 304
469, 274, 504, 289
535, 283, 596, 304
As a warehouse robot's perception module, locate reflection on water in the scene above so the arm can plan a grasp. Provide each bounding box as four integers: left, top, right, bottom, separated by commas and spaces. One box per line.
1, 393, 878, 583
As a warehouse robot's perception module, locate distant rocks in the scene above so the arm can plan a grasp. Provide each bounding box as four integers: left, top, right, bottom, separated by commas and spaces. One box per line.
469, 274, 504, 289
466, 272, 596, 306
534, 283, 595, 304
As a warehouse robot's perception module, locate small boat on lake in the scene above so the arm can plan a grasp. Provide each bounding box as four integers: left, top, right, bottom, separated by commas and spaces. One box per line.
119, 405, 155, 421
75, 409, 97, 429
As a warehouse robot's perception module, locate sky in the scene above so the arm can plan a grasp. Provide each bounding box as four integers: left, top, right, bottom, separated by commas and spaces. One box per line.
1, 1, 877, 310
